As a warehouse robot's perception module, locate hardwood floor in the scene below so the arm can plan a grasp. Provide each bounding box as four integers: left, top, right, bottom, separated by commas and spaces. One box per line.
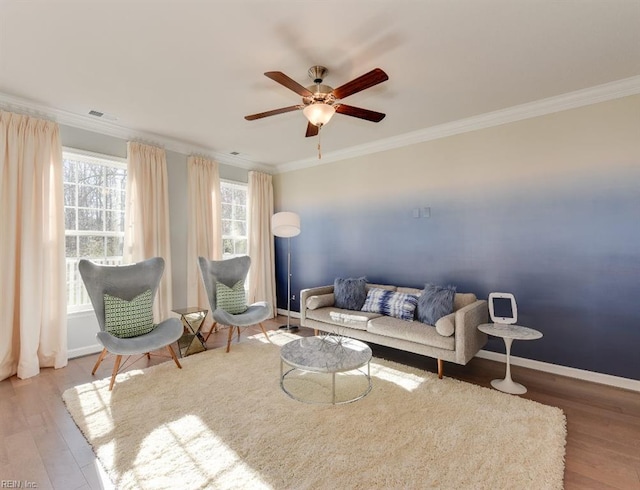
1, 316, 638, 489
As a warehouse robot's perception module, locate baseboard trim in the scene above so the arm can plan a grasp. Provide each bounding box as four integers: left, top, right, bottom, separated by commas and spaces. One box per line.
277, 308, 301, 319
68, 344, 103, 359
476, 350, 640, 393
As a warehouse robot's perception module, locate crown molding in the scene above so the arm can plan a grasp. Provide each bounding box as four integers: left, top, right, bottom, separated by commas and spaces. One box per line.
275, 75, 640, 174
0, 92, 273, 173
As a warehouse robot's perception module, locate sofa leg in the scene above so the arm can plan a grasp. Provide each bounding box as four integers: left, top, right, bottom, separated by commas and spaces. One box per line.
314, 329, 319, 336
437, 359, 443, 379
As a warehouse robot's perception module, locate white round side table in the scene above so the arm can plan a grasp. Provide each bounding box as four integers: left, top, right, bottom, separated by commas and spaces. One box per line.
478, 323, 543, 395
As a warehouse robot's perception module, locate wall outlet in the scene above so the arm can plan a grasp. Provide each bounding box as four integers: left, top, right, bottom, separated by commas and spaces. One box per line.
291, 294, 296, 300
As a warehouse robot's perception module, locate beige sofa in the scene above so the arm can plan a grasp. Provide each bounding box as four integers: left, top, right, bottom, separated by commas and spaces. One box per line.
300, 283, 488, 379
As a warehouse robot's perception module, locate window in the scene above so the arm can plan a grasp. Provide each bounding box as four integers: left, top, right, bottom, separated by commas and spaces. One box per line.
221, 181, 248, 259
63, 149, 127, 312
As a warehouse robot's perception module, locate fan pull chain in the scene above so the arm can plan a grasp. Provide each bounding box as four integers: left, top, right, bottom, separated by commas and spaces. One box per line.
317, 127, 322, 159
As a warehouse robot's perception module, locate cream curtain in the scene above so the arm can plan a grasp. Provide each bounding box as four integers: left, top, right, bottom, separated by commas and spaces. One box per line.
0, 111, 67, 381
247, 171, 276, 317
187, 155, 222, 309
124, 142, 173, 320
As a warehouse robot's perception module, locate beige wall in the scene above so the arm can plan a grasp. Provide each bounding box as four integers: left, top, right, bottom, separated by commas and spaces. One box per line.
274, 95, 639, 209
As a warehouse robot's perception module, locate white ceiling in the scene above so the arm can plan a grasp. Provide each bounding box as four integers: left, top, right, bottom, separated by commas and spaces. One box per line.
1, 0, 639, 171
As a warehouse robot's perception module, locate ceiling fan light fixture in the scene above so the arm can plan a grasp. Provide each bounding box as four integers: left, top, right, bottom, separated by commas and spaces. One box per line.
303, 103, 336, 127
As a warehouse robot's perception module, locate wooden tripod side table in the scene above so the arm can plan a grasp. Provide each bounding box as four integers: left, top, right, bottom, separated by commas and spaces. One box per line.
172, 307, 208, 357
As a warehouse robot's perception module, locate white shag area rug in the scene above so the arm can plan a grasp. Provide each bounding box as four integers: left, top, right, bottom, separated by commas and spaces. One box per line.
63, 332, 566, 490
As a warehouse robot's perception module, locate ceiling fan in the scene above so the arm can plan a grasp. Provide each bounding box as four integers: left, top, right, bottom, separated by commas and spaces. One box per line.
245, 65, 389, 138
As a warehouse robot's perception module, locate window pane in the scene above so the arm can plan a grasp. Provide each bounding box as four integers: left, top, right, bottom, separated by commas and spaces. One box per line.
106, 188, 125, 210
65, 208, 77, 230
79, 235, 105, 257
235, 239, 247, 255
76, 161, 104, 186
220, 185, 232, 204
78, 185, 104, 209
222, 203, 232, 219
105, 211, 125, 233
222, 219, 232, 235
64, 184, 76, 206
233, 204, 246, 220
223, 239, 233, 255
232, 220, 246, 236
63, 159, 77, 183
105, 167, 127, 191
78, 208, 104, 231
65, 236, 77, 257
107, 236, 124, 257
232, 188, 246, 205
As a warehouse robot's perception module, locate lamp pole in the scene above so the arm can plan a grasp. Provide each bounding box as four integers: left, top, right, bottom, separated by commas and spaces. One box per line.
272, 211, 300, 331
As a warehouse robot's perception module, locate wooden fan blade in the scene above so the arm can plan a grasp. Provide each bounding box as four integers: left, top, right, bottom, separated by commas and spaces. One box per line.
336, 104, 386, 122
305, 122, 319, 138
245, 105, 301, 121
265, 71, 313, 97
332, 68, 389, 100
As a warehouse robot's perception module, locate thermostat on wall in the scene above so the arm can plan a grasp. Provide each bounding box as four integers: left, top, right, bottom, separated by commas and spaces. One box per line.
488, 292, 518, 324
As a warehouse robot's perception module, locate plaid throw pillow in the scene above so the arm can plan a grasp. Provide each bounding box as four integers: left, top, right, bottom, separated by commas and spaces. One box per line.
103, 289, 155, 338
216, 280, 248, 314
361, 288, 418, 321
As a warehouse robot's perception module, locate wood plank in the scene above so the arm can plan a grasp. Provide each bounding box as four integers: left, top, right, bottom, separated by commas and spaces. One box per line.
0, 317, 639, 490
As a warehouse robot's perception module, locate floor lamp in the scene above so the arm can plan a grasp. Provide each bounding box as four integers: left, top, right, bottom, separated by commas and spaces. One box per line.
272, 211, 301, 331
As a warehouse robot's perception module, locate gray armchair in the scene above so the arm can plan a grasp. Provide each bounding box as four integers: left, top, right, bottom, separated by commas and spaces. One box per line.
79, 257, 183, 390
198, 255, 272, 352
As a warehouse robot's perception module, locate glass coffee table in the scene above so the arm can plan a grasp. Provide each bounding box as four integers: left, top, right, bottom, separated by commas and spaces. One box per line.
280, 336, 372, 405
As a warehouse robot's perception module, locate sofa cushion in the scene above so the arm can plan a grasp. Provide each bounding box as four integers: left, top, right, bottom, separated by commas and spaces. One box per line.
306, 293, 335, 310
306, 307, 382, 331
416, 284, 456, 325
366, 283, 397, 292
397, 286, 422, 295
435, 312, 456, 337
454, 293, 477, 311
334, 277, 367, 310
361, 288, 418, 321
367, 316, 455, 351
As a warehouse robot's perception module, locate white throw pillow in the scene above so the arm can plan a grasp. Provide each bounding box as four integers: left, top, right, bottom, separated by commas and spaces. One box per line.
306, 293, 335, 310
435, 312, 456, 336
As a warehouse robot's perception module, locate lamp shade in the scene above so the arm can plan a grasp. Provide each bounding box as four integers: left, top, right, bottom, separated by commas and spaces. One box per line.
272, 212, 301, 238
303, 103, 336, 127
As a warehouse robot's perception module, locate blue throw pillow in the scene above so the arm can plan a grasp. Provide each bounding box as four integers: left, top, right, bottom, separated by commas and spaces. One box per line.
362, 288, 418, 321
416, 283, 456, 325
334, 277, 367, 310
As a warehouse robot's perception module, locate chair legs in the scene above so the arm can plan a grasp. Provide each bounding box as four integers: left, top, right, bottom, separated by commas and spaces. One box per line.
225, 323, 271, 353
226, 325, 236, 353
258, 322, 272, 344
109, 355, 123, 391
92, 348, 108, 375
99, 345, 182, 391
203, 322, 218, 343
167, 345, 182, 369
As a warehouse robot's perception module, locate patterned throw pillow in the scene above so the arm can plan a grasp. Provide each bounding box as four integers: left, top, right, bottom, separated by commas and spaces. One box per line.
216, 280, 247, 314
103, 289, 155, 338
361, 288, 419, 321
334, 277, 367, 310
416, 283, 457, 325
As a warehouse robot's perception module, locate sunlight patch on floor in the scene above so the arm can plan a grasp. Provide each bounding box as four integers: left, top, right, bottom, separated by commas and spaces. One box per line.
370, 362, 426, 392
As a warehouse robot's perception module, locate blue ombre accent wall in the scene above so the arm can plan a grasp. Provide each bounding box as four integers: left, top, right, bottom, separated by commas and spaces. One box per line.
273, 95, 640, 380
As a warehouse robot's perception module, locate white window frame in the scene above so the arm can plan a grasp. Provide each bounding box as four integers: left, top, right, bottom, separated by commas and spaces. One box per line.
63, 148, 127, 313
220, 179, 248, 260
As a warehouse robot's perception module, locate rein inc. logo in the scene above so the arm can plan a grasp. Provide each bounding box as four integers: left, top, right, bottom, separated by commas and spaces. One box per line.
1, 482, 37, 488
